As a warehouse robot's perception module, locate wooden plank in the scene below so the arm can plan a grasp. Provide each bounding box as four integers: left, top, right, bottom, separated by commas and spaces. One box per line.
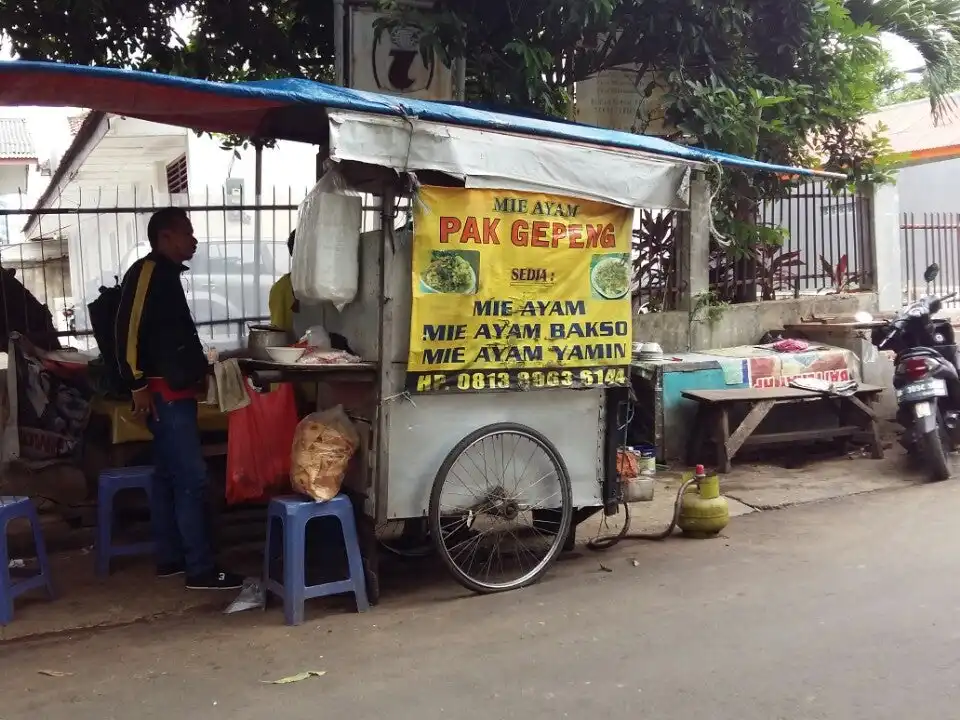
741, 425, 862, 447
715, 406, 731, 473
844, 394, 877, 420
851, 394, 884, 459
682, 384, 883, 405
683, 387, 818, 403
725, 399, 775, 459
686, 404, 707, 465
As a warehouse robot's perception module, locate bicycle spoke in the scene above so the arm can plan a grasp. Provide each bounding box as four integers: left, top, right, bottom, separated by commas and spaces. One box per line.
433, 427, 572, 592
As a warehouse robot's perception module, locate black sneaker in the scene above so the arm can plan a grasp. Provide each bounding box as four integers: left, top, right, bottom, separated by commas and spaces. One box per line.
156, 563, 185, 578
185, 569, 244, 591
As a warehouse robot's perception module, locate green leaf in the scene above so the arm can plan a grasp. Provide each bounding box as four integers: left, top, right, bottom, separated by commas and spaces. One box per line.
262, 670, 327, 684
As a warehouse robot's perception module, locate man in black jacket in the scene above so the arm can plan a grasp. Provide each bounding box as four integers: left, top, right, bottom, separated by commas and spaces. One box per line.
116, 207, 242, 591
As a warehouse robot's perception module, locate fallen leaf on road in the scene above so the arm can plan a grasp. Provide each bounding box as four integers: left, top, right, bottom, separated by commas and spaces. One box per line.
38, 670, 73, 677
598, 562, 613, 573
261, 671, 326, 684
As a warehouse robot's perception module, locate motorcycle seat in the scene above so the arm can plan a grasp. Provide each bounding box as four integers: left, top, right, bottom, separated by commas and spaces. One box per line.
898, 347, 946, 361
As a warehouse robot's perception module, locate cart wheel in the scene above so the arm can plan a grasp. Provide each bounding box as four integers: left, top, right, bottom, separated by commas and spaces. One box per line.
429, 422, 573, 594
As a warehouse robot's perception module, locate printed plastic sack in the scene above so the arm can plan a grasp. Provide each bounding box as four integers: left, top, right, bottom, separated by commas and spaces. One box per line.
292, 167, 362, 309
290, 404, 359, 501
4, 334, 91, 468
226, 383, 299, 505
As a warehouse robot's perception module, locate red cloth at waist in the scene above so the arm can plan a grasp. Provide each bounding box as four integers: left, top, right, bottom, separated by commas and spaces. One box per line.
147, 377, 198, 402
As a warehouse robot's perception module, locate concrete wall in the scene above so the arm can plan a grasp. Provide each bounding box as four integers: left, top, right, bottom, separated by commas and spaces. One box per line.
897, 158, 960, 216
0, 164, 29, 196
633, 292, 879, 352
894, 162, 960, 302
868, 183, 902, 313
19, 258, 71, 312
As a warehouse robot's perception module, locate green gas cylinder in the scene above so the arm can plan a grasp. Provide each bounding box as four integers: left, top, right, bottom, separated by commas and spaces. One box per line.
677, 464, 730, 538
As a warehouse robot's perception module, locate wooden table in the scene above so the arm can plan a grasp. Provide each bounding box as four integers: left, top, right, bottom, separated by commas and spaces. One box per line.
682, 384, 884, 473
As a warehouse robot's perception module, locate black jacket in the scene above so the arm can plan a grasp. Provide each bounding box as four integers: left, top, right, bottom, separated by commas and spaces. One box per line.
115, 252, 207, 393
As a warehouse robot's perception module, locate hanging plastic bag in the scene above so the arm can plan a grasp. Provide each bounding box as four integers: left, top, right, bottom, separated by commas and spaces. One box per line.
226, 382, 299, 505
292, 166, 362, 309
290, 405, 359, 501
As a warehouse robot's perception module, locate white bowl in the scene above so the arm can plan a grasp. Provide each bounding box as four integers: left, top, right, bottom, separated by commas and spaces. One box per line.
265, 347, 306, 364
640, 342, 663, 354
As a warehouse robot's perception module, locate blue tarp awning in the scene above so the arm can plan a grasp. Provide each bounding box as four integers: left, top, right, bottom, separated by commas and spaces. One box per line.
0, 61, 834, 178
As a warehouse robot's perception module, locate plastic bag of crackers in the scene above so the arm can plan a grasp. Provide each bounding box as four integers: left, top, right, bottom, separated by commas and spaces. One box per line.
290, 405, 360, 501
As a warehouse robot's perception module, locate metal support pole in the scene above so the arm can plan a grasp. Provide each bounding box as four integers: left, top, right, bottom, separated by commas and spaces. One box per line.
334, 0, 346, 87
374, 185, 396, 524
454, 56, 466, 101
677, 170, 710, 313
253, 140, 263, 315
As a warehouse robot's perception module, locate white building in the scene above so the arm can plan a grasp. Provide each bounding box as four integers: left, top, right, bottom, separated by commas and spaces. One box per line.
23, 112, 320, 341
865, 94, 960, 293
865, 94, 960, 216
0, 117, 40, 244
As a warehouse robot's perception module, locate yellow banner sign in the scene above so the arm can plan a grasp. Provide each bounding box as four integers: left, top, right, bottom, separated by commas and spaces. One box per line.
407, 186, 633, 394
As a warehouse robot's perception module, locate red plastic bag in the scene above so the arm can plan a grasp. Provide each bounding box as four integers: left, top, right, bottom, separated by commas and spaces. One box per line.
226, 383, 299, 505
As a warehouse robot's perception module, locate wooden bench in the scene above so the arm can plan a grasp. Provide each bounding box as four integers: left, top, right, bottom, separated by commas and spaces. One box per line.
683, 384, 884, 473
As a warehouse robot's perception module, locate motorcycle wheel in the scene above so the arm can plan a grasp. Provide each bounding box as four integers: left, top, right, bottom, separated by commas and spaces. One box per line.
919, 425, 952, 482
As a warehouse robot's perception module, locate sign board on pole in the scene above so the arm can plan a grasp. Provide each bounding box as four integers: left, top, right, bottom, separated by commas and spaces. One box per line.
574, 67, 670, 135
348, 7, 454, 101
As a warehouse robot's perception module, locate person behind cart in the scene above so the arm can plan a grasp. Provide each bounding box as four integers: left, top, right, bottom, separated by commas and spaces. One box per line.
268, 230, 300, 338
115, 207, 243, 591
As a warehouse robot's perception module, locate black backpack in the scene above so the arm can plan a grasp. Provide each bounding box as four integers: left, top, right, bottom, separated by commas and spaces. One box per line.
87, 278, 127, 397
0, 267, 60, 350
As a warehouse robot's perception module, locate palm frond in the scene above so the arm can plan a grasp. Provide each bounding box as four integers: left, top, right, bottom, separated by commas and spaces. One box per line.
846, 0, 960, 121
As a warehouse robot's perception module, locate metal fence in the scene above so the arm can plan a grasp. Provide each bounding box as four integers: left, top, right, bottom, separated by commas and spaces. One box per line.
633, 179, 874, 310
708, 179, 874, 302
900, 212, 960, 308
2, 180, 876, 342
0, 187, 392, 352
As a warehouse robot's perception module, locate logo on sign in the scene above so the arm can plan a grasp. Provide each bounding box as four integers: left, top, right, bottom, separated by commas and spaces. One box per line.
372, 24, 435, 94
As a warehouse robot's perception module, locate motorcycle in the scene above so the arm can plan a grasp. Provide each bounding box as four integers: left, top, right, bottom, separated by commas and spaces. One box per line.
867, 263, 960, 481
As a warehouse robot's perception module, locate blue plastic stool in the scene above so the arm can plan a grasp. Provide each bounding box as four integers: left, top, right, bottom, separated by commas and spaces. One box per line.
0, 497, 55, 625
96, 466, 156, 577
263, 494, 369, 625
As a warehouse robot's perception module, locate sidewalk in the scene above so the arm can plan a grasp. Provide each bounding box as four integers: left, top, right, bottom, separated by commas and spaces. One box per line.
579, 446, 917, 543
2, 449, 921, 642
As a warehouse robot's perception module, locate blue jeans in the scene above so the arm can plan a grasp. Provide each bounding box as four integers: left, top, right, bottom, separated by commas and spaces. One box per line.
147, 396, 214, 577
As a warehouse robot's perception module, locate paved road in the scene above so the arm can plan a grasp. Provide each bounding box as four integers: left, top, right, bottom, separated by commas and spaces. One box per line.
4, 482, 960, 719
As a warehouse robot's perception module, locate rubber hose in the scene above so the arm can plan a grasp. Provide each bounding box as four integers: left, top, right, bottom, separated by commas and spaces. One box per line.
586, 478, 698, 550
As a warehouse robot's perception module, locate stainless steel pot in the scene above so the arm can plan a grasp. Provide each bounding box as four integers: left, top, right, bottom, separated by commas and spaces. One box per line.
247, 324, 290, 360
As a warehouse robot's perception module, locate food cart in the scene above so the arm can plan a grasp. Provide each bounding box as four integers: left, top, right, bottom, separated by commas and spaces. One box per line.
0, 61, 831, 596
